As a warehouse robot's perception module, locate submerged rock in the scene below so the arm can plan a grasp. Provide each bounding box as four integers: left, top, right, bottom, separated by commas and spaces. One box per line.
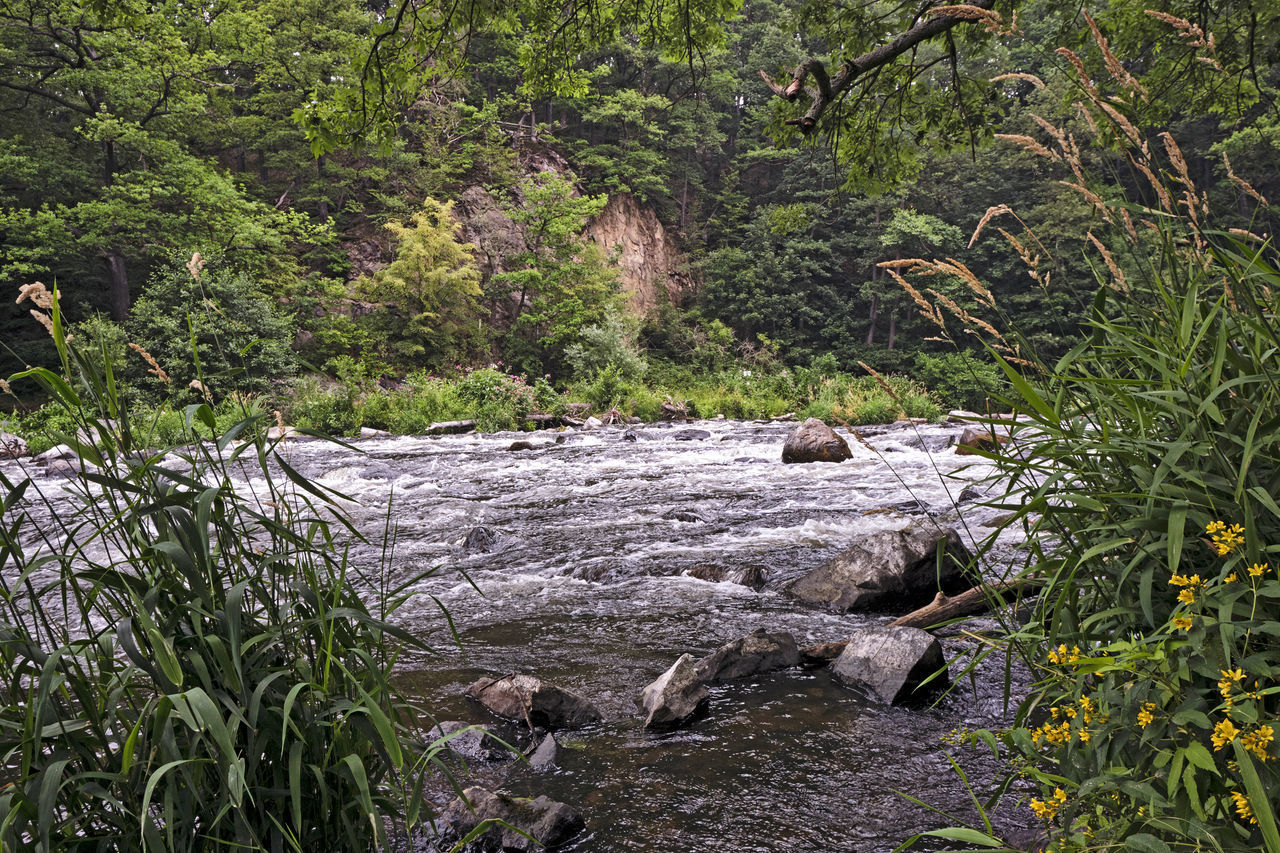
786, 525, 973, 613
830, 626, 948, 704
465, 675, 602, 729
693, 628, 800, 683
439, 786, 585, 852
463, 526, 497, 554
671, 428, 711, 441
428, 721, 512, 763
781, 418, 852, 464
528, 733, 558, 770
637, 653, 709, 729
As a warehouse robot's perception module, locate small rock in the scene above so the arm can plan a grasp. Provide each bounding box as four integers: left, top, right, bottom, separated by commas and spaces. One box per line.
582, 416, 604, 430
628, 416, 643, 424
799, 641, 847, 668
439, 786, 585, 852
664, 509, 706, 523
958, 486, 982, 502
36, 443, 77, 463
726, 565, 768, 591
622, 430, 638, 442
0, 432, 29, 459
781, 418, 852, 464
506, 440, 537, 451
428, 721, 511, 763
693, 629, 800, 683
637, 653, 709, 729
830, 625, 948, 704
956, 426, 1009, 455
684, 565, 726, 582
786, 525, 973, 613
463, 526, 497, 554
671, 428, 711, 441
465, 674, 602, 729
982, 510, 1021, 528
528, 733, 558, 770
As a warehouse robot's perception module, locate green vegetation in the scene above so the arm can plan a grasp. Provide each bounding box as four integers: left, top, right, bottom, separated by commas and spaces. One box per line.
0, 291, 454, 850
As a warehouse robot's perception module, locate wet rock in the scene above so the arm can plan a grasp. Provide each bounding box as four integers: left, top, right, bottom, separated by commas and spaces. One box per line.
684, 564, 726, 582
946, 410, 982, 423
528, 733, 558, 770
506, 440, 537, 451
799, 641, 847, 668
439, 786, 585, 852
727, 565, 768, 591
0, 432, 29, 459
465, 675, 602, 729
581, 416, 604, 430
622, 430, 638, 442
830, 626, 949, 704
898, 433, 955, 453
359, 427, 389, 439
786, 525, 973, 613
693, 629, 800, 683
958, 486, 982, 502
638, 653, 709, 729
463, 526, 497, 554
660, 400, 689, 420
671, 428, 711, 441
664, 509, 707, 523
956, 426, 1009, 455
781, 418, 852, 464
37, 443, 77, 463
885, 499, 929, 515
428, 721, 511, 763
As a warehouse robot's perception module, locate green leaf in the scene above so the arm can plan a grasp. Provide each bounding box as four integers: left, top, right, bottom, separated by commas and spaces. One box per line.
916, 827, 1008, 848
1125, 833, 1173, 853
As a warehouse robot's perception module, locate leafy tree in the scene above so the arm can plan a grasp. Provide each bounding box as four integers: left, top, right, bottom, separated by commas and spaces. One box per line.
356, 199, 484, 367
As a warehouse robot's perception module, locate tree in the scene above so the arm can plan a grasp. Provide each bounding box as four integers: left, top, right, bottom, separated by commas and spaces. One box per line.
357, 199, 483, 366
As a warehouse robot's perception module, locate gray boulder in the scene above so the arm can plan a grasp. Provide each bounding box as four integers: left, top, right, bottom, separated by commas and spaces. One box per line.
786, 525, 973, 613
830, 626, 948, 704
693, 628, 799, 682
465, 674, 602, 729
439, 786, 585, 852
637, 653, 710, 729
528, 733, 558, 771
955, 426, 1009, 456
781, 418, 852, 464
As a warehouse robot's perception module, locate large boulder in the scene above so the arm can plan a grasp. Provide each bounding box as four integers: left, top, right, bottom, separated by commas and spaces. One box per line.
465, 675, 602, 729
693, 628, 800, 682
786, 525, 973, 613
781, 418, 852, 464
439, 786, 585, 852
830, 626, 948, 704
637, 653, 710, 729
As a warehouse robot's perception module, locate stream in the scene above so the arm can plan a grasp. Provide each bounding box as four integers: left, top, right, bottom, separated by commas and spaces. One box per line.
5, 418, 1039, 851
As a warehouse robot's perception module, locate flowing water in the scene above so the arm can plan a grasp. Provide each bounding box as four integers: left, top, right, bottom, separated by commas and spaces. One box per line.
5, 419, 1039, 851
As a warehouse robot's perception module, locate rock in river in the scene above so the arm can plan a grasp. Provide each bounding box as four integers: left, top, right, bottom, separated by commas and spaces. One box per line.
786, 525, 972, 613
693, 628, 800, 683
427, 721, 512, 763
439, 786, 585, 852
465, 674, 602, 729
781, 418, 852, 464
830, 626, 948, 704
638, 653, 709, 729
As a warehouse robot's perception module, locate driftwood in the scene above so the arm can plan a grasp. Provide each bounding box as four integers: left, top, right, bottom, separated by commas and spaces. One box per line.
425, 419, 476, 435
889, 580, 1023, 630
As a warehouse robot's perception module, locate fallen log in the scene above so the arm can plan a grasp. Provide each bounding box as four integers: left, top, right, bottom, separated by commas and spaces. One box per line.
889, 580, 1023, 630
425, 419, 476, 435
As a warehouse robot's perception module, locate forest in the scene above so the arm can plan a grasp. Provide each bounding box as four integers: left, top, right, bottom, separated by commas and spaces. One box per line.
2, 0, 1280, 851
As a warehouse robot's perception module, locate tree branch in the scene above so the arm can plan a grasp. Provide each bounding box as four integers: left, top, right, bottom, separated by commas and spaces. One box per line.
759, 0, 998, 134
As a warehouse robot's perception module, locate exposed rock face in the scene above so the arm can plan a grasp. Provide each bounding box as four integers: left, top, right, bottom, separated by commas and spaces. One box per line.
465, 674, 602, 729
455, 186, 525, 283
830, 626, 948, 704
0, 432, 28, 459
439, 786, 585, 852
584, 193, 692, 311
637, 653, 710, 729
781, 419, 852, 464
786, 525, 973, 613
693, 629, 800, 683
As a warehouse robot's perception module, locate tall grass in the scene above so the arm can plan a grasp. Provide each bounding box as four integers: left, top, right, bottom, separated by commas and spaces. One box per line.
0, 286, 447, 850
893, 21, 1280, 851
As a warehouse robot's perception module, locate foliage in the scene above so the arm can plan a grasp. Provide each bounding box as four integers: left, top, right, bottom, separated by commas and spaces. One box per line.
563, 306, 648, 382
0, 290, 448, 850
126, 259, 299, 402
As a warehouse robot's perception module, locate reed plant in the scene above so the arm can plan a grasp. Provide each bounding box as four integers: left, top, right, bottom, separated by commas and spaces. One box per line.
894, 14, 1279, 852
0, 283, 450, 850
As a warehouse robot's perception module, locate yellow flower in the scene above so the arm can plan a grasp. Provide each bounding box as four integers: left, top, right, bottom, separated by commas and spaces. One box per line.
1177, 587, 1196, 605
1209, 522, 1245, 555
1243, 725, 1275, 761
1137, 703, 1156, 728
1213, 718, 1241, 751
1172, 616, 1194, 631
1030, 798, 1057, 820
1249, 562, 1268, 578
1078, 728, 1092, 744
1224, 572, 1238, 583
1232, 790, 1258, 825
1221, 668, 1246, 683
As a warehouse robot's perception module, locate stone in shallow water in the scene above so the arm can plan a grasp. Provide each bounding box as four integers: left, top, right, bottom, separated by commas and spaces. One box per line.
438, 786, 585, 852
637, 653, 709, 729
786, 524, 973, 613
465, 674, 602, 729
692, 628, 800, 683
830, 625, 948, 704
427, 721, 512, 763
781, 418, 852, 463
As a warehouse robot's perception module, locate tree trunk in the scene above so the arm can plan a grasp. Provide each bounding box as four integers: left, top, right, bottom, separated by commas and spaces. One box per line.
865, 293, 878, 347
105, 253, 130, 321
258, 148, 268, 182
316, 156, 329, 222
889, 580, 1023, 630
887, 309, 897, 350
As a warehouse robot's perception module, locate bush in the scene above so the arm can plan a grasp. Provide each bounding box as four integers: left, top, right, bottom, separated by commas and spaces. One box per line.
127, 257, 298, 402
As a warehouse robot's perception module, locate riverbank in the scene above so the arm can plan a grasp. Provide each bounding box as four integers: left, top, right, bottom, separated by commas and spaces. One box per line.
4, 365, 945, 455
